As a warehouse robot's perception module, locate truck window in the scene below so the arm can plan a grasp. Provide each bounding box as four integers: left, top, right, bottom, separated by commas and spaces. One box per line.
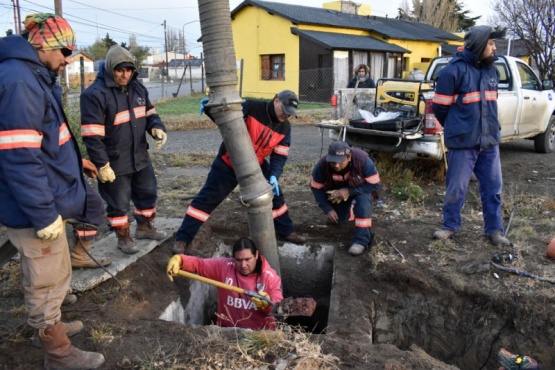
495, 62, 511, 90
517, 62, 541, 91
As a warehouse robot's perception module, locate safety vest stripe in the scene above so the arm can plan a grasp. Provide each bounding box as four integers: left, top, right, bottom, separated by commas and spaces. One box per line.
272, 204, 288, 218
355, 218, 372, 227
114, 110, 131, 126
462, 92, 481, 103
273, 145, 289, 156
186, 206, 210, 222
133, 106, 146, 118
432, 93, 453, 105
310, 177, 325, 189
146, 108, 157, 116
0, 129, 42, 150
485, 91, 497, 101
108, 215, 128, 227
365, 173, 380, 184
75, 229, 97, 238
59, 123, 71, 146
332, 174, 344, 181
134, 207, 156, 218
81, 124, 105, 137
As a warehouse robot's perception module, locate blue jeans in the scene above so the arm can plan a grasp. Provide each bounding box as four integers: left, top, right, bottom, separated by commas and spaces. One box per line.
334, 192, 373, 246
175, 156, 295, 243
98, 164, 158, 225
442, 146, 504, 235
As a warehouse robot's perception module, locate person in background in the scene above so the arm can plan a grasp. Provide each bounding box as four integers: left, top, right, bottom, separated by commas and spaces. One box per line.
80, 44, 168, 254
172, 90, 306, 254
167, 237, 283, 330
310, 141, 381, 256
0, 13, 105, 369
431, 25, 511, 246
347, 64, 375, 88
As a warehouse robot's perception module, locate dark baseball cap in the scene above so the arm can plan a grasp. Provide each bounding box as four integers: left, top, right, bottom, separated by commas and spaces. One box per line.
114, 61, 135, 71
327, 141, 352, 163
277, 90, 299, 116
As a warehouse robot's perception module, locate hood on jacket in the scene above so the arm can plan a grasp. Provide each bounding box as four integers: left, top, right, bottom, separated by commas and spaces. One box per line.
0, 34, 42, 65
464, 25, 506, 60
104, 44, 135, 79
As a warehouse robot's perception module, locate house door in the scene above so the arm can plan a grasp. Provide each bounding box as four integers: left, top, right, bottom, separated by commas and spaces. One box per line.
387, 57, 396, 78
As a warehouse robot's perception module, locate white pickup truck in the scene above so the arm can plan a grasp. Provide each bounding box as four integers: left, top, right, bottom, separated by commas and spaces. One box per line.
316, 55, 555, 160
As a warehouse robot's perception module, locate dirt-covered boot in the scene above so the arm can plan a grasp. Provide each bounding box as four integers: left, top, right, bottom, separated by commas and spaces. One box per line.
135, 218, 167, 240
39, 321, 104, 370
71, 236, 111, 268
31, 321, 84, 349
115, 224, 139, 254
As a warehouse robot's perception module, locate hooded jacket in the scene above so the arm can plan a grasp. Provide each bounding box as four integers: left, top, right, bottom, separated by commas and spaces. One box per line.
347, 64, 376, 89
181, 254, 283, 330
0, 35, 87, 229
431, 26, 501, 150
80, 45, 165, 175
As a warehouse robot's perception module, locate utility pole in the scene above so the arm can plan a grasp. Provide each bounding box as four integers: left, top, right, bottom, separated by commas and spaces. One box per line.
11, 0, 21, 34
54, 0, 68, 103
164, 20, 169, 83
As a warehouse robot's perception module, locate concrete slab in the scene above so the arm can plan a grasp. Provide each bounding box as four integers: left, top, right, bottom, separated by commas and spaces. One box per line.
70, 217, 182, 293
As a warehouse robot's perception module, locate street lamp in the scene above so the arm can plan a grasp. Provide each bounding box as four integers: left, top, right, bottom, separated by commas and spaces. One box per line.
182, 20, 200, 56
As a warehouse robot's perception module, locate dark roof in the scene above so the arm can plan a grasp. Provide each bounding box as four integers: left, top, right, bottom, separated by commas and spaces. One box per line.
291, 29, 410, 53
232, 0, 462, 43
440, 44, 462, 56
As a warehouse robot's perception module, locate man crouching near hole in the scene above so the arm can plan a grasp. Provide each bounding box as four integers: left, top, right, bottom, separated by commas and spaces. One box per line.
167, 237, 283, 330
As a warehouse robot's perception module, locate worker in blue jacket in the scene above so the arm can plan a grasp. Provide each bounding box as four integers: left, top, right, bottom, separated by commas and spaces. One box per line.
310, 141, 381, 256
0, 13, 105, 369
431, 25, 511, 246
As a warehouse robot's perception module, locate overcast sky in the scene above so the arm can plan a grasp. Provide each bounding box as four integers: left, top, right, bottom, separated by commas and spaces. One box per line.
1, 0, 495, 55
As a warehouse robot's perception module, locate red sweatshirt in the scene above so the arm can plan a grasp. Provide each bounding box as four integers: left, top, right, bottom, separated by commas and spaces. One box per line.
180, 255, 283, 330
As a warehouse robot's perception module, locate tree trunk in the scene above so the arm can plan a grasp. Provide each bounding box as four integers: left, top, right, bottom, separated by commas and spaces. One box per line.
196, 0, 280, 275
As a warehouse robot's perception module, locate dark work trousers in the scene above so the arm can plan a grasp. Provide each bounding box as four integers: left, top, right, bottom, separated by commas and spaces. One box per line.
72, 180, 105, 241
175, 156, 295, 243
442, 145, 504, 235
98, 163, 158, 227
334, 192, 373, 246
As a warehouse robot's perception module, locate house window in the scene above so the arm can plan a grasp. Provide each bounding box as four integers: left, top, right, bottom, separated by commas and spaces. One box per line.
261, 54, 285, 80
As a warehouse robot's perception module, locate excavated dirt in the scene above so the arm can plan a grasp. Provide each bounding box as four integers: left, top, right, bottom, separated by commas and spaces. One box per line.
1, 125, 555, 369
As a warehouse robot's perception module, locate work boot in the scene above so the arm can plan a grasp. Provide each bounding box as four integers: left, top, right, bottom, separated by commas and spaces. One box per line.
115, 224, 139, 254
39, 321, 104, 370
277, 232, 306, 244
63, 294, 78, 306
71, 237, 111, 268
135, 218, 167, 240
348, 243, 366, 256
31, 321, 84, 349
487, 231, 511, 246
433, 229, 456, 240
172, 240, 187, 255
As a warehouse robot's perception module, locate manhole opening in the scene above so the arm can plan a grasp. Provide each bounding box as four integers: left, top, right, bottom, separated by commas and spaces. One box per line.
160, 243, 335, 334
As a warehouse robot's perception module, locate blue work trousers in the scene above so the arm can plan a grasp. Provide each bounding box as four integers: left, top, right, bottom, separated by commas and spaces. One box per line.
98, 164, 158, 223
334, 192, 373, 246
175, 156, 295, 243
72, 181, 106, 240
442, 146, 504, 235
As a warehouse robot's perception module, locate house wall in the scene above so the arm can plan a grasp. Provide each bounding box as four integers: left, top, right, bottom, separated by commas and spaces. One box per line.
387, 39, 439, 78
232, 6, 300, 99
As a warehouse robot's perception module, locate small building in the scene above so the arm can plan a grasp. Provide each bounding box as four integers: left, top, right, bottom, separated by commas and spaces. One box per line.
66, 51, 96, 88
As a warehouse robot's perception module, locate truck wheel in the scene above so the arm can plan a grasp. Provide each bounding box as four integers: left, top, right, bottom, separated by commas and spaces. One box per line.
534, 115, 555, 153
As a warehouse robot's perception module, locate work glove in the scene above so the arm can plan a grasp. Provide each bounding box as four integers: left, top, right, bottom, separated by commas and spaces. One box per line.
269, 175, 280, 196
199, 97, 209, 116
82, 158, 98, 179
326, 190, 344, 204
151, 128, 167, 149
166, 254, 183, 282
37, 215, 64, 241
98, 163, 115, 183
251, 291, 270, 310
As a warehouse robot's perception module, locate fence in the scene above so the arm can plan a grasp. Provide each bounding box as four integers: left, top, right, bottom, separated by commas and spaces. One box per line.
298, 67, 335, 104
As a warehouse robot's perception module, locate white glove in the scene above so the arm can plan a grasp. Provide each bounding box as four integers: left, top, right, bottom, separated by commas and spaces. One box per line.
98, 163, 116, 183
37, 215, 64, 241
151, 128, 167, 149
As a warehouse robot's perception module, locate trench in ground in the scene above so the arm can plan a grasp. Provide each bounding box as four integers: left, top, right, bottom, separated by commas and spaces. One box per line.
158, 243, 552, 368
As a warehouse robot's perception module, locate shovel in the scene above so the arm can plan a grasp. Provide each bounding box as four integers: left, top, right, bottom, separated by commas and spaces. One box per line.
173, 270, 317, 317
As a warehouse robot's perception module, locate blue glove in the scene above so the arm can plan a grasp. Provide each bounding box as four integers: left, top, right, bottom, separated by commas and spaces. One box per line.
269, 175, 280, 196
199, 98, 209, 116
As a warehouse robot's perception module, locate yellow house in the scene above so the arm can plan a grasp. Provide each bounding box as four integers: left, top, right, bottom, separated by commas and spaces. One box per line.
230, 0, 462, 102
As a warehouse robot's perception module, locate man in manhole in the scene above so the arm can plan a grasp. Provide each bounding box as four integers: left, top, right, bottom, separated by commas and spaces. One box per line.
310, 141, 381, 256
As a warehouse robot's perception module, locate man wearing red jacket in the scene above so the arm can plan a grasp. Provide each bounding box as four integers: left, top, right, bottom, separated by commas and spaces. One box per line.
167, 237, 282, 330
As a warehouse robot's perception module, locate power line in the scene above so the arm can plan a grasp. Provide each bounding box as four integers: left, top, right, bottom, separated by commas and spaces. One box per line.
68, 0, 160, 26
